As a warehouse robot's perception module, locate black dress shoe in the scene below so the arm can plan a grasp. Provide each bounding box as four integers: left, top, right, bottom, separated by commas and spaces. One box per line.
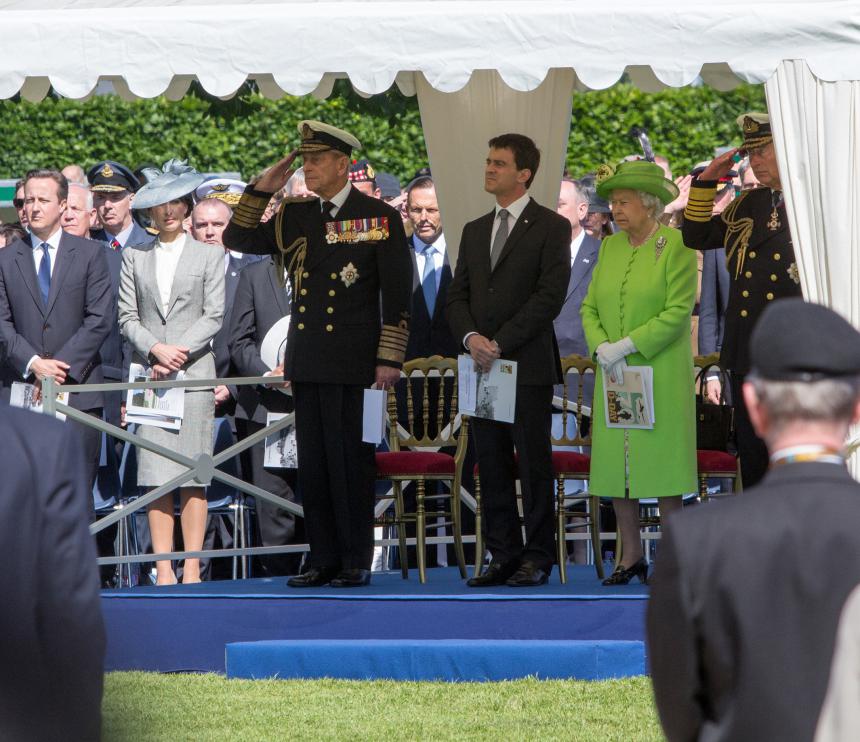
330, 568, 371, 588
287, 566, 340, 588
506, 560, 550, 587
466, 561, 518, 587
602, 557, 648, 586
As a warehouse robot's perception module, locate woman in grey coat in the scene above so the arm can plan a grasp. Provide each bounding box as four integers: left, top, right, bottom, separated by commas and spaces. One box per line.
118, 160, 225, 585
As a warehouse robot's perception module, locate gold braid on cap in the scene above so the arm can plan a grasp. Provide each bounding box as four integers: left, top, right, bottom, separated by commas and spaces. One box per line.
721, 193, 754, 279
274, 203, 307, 292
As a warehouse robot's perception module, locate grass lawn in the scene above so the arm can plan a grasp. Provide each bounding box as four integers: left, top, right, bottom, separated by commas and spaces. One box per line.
103, 672, 662, 741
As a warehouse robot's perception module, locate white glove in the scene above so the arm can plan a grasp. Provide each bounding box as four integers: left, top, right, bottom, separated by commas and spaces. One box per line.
595, 337, 637, 370
607, 358, 628, 385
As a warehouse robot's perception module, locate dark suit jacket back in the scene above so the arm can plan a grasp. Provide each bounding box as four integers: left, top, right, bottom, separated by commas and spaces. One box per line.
0, 403, 105, 741
648, 462, 860, 742
0, 233, 113, 410
230, 257, 292, 423
446, 197, 571, 385
405, 234, 458, 360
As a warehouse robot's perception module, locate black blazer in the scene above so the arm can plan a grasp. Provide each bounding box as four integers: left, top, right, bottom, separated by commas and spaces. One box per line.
0, 233, 113, 410
648, 462, 860, 742
224, 186, 413, 385
446, 197, 571, 385
405, 234, 458, 360
0, 402, 105, 741
230, 257, 292, 423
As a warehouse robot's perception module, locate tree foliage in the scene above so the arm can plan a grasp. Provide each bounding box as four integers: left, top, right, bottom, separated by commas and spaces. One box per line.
0, 80, 765, 183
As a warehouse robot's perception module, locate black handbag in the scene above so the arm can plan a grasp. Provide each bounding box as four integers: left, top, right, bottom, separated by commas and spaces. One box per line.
695, 365, 735, 452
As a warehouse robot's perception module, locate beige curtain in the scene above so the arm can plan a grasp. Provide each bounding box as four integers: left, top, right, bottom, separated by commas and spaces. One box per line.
414, 69, 576, 268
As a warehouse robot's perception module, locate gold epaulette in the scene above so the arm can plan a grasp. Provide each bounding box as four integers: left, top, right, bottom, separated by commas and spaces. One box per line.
684, 183, 718, 223
377, 323, 409, 365
232, 190, 271, 229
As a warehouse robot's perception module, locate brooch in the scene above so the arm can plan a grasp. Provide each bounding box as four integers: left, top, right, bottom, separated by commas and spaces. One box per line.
654, 235, 667, 262
340, 262, 359, 287
788, 262, 800, 285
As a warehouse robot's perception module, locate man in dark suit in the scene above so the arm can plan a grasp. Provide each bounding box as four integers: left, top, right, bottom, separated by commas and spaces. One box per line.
554, 177, 600, 408
648, 299, 860, 742
224, 120, 413, 587
447, 133, 571, 587
0, 169, 114, 496
698, 247, 732, 403
682, 113, 802, 486
0, 402, 105, 742
230, 256, 303, 576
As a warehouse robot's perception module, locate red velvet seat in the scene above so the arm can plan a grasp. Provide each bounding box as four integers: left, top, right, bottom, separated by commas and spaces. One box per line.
697, 449, 738, 474
376, 451, 456, 477
551, 451, 591, 475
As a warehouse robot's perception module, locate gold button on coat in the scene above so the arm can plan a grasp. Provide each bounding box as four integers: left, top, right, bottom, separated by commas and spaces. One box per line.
302, 272, 309, 279
745, 271, 752, 278
749, 251, 756, 259
740, 310, 748, 317
327, 307, 334, 314
742, 290, 749, 297
770, 274, 778, 282
329, 289, 336, 297
298, 323, 305, 330
774, 253, 781, 260
330, 273, 337, 279
766, 292, 774, 300
298, 306, 306, 313
300, 288, 307, 296
326, 324, 333, 332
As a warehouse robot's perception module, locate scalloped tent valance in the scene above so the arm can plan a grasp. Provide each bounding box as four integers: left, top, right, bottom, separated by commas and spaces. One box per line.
1, 0, 858, 101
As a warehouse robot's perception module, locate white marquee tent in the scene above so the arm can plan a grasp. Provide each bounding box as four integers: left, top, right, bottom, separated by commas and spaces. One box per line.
5, 0, 860, 449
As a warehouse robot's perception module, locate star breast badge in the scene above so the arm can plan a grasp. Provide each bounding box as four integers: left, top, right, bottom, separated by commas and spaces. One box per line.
340, 262, 359, 287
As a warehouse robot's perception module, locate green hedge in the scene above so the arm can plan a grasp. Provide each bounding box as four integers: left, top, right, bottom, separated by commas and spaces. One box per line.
0, 80, 765, 183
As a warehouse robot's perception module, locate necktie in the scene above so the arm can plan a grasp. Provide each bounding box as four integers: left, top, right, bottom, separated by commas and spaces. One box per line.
490, 208, 509, 270
110, 238, 121, 251
37, 242, 51, 306
421, 243, 437, 316
321, 201, 335, 220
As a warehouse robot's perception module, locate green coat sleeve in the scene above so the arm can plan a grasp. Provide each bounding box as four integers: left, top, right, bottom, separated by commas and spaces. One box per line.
629, 235, 697, 360
580, 238, 610, 355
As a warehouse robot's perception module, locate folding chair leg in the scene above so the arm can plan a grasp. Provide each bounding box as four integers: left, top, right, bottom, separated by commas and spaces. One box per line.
393, 482, 408, 579
473, 475, 484, 575
590, 495, 604, 580
556, 478, 568, 585
416, 479, 427, 584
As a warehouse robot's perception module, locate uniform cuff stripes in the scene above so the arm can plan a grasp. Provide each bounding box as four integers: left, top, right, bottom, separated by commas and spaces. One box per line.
377, 324, 409, 365
684, 183, 719, 223
231, 188, 271, 229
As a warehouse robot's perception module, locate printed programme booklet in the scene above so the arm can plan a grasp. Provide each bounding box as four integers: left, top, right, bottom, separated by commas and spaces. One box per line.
458, 355, 518, 424
603, 366, 654, 430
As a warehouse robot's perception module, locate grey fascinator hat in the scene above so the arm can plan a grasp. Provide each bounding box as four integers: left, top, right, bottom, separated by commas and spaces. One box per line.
132, 159, 206, 210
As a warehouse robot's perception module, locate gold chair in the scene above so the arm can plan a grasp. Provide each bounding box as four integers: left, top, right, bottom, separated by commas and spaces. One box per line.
472, 353, 604, 582
375, 356, 469, 583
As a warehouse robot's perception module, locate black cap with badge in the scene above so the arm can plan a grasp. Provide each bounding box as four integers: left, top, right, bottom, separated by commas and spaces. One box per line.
87, 160, 140, 193
750, 299, 860, 381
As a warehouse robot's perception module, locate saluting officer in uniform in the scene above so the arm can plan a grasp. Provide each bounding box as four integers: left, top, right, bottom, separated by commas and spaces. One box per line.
223, 121, 413, 587
682, 112, 802, 487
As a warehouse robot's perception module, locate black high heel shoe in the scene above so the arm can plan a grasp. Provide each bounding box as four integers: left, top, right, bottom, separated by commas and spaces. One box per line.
602, 557, 648, 586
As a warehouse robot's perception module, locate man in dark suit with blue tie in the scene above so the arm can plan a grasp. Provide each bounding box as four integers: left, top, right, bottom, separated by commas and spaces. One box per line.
0, 402, 105, 742
0, 169, 114, 498
230, 256, 303, 576
447, 133, 571, 587
554, 178, 600, 411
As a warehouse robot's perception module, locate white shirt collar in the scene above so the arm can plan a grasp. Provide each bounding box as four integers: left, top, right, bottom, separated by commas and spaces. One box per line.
105, 221, 135, 247
413, 232, 446, 254
156, 232, 187, 252
495, 192, 530, 222
570, 229, 586, 262
31, 228, 63, 250
323, 181, 353, 216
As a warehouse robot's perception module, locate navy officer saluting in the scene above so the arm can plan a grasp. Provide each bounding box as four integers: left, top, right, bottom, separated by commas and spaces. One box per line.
682, 111, 802, 487
223, 120, 412, 587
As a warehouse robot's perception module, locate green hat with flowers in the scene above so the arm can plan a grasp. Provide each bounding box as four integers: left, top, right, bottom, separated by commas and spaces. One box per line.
595, 160, 679, 205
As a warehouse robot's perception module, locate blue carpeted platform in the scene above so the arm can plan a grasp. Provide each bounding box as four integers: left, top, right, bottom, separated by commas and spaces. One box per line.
226, 639, 646, 681
101, 566, 649, 677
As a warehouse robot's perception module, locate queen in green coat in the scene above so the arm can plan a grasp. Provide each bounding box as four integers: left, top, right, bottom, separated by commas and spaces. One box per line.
580, 160, 698, 586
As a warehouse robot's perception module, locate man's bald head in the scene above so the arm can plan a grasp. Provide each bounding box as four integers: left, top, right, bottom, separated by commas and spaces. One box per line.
191, 198, 233, 247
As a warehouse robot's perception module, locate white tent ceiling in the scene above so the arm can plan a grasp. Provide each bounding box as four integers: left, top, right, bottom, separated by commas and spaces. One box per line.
1, 0, 858, 101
